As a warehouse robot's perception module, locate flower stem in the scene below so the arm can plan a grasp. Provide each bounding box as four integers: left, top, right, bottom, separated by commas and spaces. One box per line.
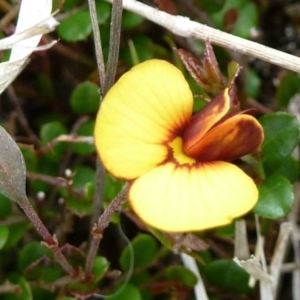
86, 0, 123, 279
18, 198, 76, 276
85, 183, 128, 277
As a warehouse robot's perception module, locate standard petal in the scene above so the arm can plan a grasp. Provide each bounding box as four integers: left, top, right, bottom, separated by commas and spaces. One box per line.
95, 60, 193, 180
186, 114, 264, 161
183, 89, 230, 157
129, 161, 258, 232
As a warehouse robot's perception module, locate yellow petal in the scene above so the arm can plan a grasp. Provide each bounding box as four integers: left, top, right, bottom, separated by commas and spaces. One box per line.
95, 60, 193, 180
129, 162, 258, 232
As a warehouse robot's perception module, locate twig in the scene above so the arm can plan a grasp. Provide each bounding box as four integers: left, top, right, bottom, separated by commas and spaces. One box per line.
288, 182, 300, 300
180, 253, 208, 300
234, 219, 250, 260
86, 0, 123, 279
0, 2, 19, 30
36, 134, 94, 156
87, 0, 108, 279
7, 86, 40, 146
17, 198, 76, 276
104, 0, 300, 74
0, 281, 21, 295
103, 0, 123, 94
90, 158, 105, 229
88, 0, 106, 93
85, 183, 128, 277
26, 171, 85, 198
255, 215, 273, 300
269, 223, 292, 298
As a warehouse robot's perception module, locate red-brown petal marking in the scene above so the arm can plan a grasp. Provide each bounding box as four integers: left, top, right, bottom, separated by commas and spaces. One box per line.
185, 114, 264, 161
183, 89, 230, 155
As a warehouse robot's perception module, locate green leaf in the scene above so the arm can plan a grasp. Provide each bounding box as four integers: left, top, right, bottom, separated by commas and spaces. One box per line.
232, 2, 258, 38
211, 0, 258, 38
64, 166, 95, 216
204, 259, 251, 294
63, 0, 84, 10
122, 35, 154, 65
198, 0, 225, 13
71, 120, 95, 155
259, 112, 300, 163
92, 256, 109, 282
4, 222, 31, 249
58, 9, 92, 42
263, 155, 299, 183
73, 166, 95, 189
18, 242, 52, 271
66, 195, 93, 216
0, 194, 12, 218
30, 157, 59, 193
40, 121, 68, 162
18, 277, 32, 300
276, 73, 300, 107
32, 288, 55, 300
104, 174, 123, 201
85, 182, 95, 201
120, 234, 158, 271
108, 284, 142, 300
0, 126, 27, 203
165, 265, 197, 287
129, 271, 151, 286
19, 248, 64, 282
96, 1, 111, 24
245, 68, 261, 98
253, 174, 294, 219
40, 121, 67, 145
21, 147, 37, 172
70, 82, 100, 114
122, 10, 145, 30
0, 225, 9, 250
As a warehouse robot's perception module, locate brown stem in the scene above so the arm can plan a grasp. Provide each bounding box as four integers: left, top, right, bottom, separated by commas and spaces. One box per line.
85, 183, 128, 277
88, 0, 106, 93
26, 171, 85, 198
18, 198, 76, 276
86, 0, 123, 280
90, 158, 106, 226
103, 0, 123, 94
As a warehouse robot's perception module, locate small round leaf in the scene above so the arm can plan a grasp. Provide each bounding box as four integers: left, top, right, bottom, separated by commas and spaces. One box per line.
122, 11, 144, 30
120, 234, 158, 271
259, 112, 300, 163
204, 259, 251, 294
253, 174, 294, 219
92, 256, 109, 282
58, 9, 92, 42
40, 121, 68, 162
263, 155, 299, 183
96, 1, 111, 24
165, 265, 197, 287
18, 241, 52, 271
71, 120, 95, 155
70, 82, 100, 114
276, 73, 300, 107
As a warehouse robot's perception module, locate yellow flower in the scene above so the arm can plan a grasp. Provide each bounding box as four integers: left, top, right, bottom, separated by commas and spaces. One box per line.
94, 60, 264, 232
